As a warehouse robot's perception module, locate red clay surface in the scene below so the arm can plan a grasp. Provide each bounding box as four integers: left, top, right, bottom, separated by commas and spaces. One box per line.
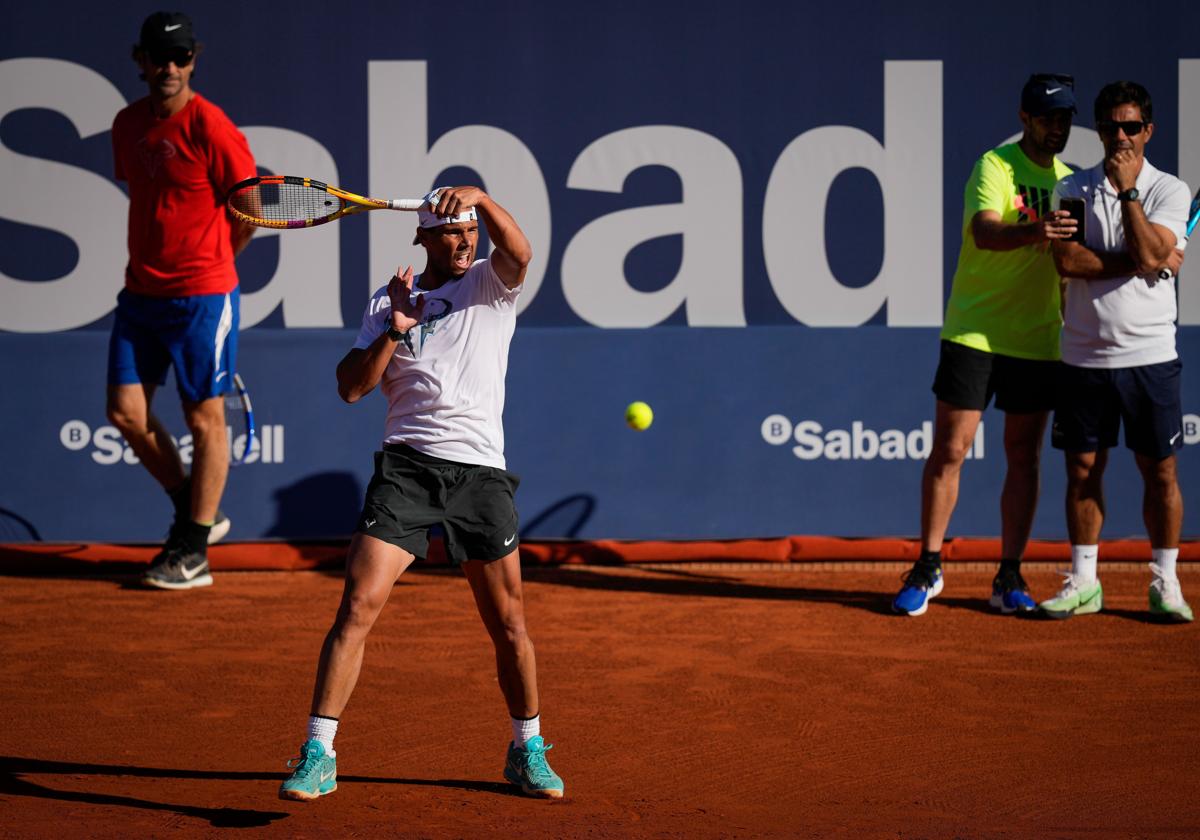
2, 564, 1198, 838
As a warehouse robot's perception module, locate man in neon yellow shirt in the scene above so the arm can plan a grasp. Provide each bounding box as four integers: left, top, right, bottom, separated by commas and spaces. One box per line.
893, 74, 1081, 616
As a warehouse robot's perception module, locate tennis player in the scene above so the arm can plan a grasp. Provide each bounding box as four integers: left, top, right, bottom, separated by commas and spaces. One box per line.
106, 11, 256, 590
893, 74, 1079, 616
279, 187, 564, 801
1044, 80, 1192, 621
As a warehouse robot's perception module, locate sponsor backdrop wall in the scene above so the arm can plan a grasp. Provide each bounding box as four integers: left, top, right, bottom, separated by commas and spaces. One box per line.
2, 1, 1198, 541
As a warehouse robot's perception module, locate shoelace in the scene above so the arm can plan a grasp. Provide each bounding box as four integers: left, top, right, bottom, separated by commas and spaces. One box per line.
522, 742, 555, 779
1053, 571, 1087, 597
286, 748, 321, 778
901, 562, 939, 590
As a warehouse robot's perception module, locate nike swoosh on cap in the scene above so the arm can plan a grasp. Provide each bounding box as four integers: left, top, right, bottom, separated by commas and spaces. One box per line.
164, 23, 183, 31
1045, 86, 1062, 94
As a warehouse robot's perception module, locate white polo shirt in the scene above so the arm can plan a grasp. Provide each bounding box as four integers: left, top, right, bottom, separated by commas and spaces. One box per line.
353, 259, 520, 469
1053, 158, 1190, 368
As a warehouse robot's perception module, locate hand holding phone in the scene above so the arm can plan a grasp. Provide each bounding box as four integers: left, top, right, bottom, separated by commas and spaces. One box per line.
1060, 197, 1086, 243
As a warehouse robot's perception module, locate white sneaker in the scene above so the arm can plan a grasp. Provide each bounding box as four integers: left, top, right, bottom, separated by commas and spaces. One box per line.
1038, 573, 1103, 619
1149, 563, 1194, 623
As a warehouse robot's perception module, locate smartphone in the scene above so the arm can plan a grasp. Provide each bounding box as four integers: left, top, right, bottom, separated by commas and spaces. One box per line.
1060, 197, 1086, 243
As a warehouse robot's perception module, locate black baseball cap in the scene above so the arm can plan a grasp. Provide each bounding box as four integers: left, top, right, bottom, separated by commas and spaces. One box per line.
138, 12, 196, 52
1021, 73, 1077, 116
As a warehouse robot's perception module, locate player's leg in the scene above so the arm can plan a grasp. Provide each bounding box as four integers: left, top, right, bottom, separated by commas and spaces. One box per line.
106, 290, 188, 503
989, 354, 1058, 612
1125, 360, 1191, 621
280, 533, 416, 801
143, 291, 236, 589
461, 550, 563, 799
895, 341, 992, 616
106, 382, 186, 488
1042, 365, 1112, 618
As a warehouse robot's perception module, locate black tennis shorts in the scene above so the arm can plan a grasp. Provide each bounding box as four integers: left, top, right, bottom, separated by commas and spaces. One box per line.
1051, 359, 1184, 459
355, 443, 521, 563
932, 340, 1061, 413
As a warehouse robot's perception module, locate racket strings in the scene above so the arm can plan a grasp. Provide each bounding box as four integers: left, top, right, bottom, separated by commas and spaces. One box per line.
229, 182, 341, 223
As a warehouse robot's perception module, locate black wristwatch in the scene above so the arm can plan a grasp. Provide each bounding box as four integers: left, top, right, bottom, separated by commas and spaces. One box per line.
1117, 187, 1140, 202
384, 324, 407, 342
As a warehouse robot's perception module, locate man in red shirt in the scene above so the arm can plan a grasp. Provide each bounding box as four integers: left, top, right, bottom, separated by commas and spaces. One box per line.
107, 11, 257, 589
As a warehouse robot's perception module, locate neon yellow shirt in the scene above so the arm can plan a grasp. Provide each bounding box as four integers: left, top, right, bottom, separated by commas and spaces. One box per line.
941, 143, 1072, 360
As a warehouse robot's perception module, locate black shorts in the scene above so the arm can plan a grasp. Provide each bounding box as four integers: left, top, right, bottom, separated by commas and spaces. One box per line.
1051, 359, 1184, 459
931, 340, 1061, 413
356, 444, 521, 563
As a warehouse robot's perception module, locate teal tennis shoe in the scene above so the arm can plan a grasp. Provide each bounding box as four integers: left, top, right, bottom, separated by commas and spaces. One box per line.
504, 735, 564, 799
279, 739, 337, 801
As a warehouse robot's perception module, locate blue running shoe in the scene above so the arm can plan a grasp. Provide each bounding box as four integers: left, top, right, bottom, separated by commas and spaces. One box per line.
989, 568, 1036, 614
892, 561, 944, 616
279, 739, 337, 801
504, 735, 564, 799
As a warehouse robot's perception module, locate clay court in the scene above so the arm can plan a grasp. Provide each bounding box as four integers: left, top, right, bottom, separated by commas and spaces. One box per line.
2, 559, 1198, 839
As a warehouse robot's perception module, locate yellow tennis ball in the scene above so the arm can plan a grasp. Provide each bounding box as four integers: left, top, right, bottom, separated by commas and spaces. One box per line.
625, 401, 653, 431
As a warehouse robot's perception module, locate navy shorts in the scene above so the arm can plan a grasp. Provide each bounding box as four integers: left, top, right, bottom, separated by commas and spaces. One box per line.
356, 444, 521, 564
931, 340, 1061, 413
1051, 359, 1184, 459
107, 287, 239, 403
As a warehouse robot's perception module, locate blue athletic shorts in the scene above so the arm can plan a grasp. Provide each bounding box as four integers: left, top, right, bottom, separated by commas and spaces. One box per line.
107, 287, 239, 403
1051, 359, 1184, 459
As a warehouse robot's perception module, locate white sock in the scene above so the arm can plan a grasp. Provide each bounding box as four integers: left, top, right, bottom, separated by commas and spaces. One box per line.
512, 714, 540, 749
308, 715, 338, 756
1152, 547, 1180, 579
1071, 545, 1099, 582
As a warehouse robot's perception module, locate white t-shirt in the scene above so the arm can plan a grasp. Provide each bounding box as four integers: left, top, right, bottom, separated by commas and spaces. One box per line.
1053, 159, 1190, 368
353, 259, 520, 468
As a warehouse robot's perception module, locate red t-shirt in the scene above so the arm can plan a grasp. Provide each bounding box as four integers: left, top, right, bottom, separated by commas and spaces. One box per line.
112, 93, 256, 297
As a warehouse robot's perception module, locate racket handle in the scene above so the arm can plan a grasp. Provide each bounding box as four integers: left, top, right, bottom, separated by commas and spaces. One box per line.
389, 199, 425, 211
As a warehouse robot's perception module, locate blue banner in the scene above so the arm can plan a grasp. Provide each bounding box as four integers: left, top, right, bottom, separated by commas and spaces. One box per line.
2, 1, 1198, 540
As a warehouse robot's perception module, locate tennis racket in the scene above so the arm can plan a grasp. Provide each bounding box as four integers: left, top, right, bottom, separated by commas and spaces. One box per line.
1159, 187, 1200, 280
225, 372, 257, 466
226, 175, 426, 229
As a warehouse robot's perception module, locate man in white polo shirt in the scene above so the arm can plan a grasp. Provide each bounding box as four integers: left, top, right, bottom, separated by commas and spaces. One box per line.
1046, 80, 1192, 622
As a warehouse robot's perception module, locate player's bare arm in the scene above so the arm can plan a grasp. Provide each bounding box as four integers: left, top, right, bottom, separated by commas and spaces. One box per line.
1052, 239, 1138, 280
1107, 148, 1178, 274
432, 187, 532, 289
336, 266, 424, 403
230, 217, 256, 257
971, 209, 1077, 252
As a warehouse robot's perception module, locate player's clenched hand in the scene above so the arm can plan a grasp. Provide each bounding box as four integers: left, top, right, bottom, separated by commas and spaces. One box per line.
1157, 248, 1185, 280
1039, 209, 1078, 242
387, 265, 425, 333
430, 186, 487, 218
1105, 149, 1140, 192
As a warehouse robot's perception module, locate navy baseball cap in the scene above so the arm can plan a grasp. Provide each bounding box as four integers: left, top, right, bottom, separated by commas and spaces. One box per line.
1021, 73, 1077, 115
138, 12, 196, 52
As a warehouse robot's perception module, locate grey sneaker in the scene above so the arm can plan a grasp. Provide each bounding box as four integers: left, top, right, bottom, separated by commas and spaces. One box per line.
143, 548, 213, 590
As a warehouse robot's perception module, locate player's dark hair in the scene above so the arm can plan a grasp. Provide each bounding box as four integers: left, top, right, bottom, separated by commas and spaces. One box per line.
1094, 81, 1152, 124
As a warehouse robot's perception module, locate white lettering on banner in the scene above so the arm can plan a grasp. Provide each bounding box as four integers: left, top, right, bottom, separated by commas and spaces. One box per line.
238, 127, 343, 328
0, 58, 127, 332
368, 61, 551, 314
562, 127, 745, 327
761, 414, 985, 461
1184, 413, 1200, 446
58, 420, 286, 465
4, 59, 1196, 332
763, 61, 943, 326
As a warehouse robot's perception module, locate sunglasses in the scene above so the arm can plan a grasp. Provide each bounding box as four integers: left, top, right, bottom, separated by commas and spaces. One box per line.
1097, 119, 1147, 136
146, 47, 194, 68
